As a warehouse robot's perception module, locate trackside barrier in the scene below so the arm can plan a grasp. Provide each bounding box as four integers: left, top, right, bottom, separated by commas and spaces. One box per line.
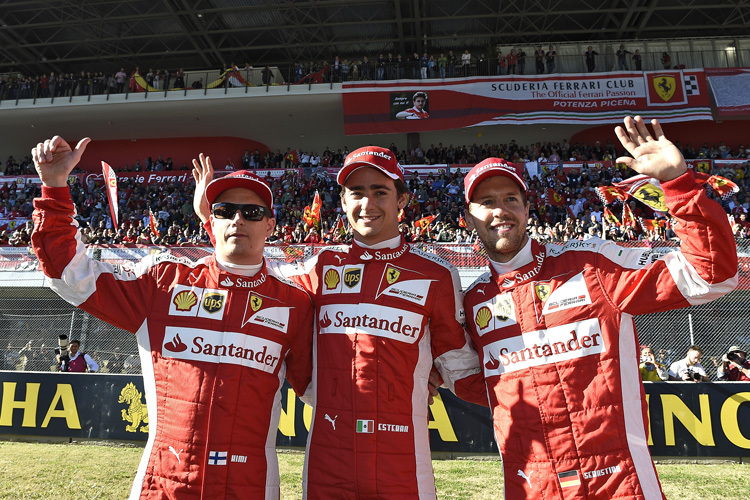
0, 371, 748, 458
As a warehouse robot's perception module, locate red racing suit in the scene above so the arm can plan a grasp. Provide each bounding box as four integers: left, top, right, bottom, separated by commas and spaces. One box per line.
32, 186, 314, 500
464, 172, 738, 500
276, 237, 485, 500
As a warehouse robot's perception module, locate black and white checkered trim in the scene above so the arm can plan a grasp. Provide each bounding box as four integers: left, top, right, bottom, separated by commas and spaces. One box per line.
684, 75, 699, 95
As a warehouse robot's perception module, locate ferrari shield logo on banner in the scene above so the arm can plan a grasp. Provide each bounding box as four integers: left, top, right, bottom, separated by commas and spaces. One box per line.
652, 75, 676, 101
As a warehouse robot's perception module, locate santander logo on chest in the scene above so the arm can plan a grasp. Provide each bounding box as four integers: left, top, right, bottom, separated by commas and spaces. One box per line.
353, 240, 410, 262
218, 272, 267, 290
481, 318, 606, 376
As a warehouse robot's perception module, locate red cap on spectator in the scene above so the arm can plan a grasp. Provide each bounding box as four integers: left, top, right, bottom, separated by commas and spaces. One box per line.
205, 170, 274, 209
464, 158, 527, 204
337, 146, 404, 185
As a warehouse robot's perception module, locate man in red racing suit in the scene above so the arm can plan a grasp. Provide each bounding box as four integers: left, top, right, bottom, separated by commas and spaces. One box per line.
31, 137, 313, 500
287, 147, 486, 500
192, 147, 487, 499
462, 117, 738, 500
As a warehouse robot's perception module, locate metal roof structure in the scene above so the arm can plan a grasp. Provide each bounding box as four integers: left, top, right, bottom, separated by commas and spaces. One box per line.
2, 0, 749, 75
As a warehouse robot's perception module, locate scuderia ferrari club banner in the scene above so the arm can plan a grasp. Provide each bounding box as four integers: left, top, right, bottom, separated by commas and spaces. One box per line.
342, 70, 711, 135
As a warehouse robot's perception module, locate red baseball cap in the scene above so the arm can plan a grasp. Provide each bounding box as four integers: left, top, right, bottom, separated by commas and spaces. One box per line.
337, 146, 404, 185
205, 170, 274, 209
464, 158, 527, 204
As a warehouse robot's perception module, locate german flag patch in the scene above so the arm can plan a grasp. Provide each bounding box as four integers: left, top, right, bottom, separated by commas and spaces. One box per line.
557, 470, 581, 488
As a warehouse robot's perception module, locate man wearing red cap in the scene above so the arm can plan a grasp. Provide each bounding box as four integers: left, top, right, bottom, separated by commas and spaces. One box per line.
462, 116, 738, 500
193, 146, 484, 499
289, 146, 484, 499
30, 137, 313, 500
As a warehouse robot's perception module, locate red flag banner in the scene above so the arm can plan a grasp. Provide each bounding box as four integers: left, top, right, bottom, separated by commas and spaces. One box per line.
596, 185, 627, 205
693, 172, 739, 199
547, 188, 566, 207
303, 191, 322, 228
622, 203, 638, 228
342, 70, 711, 135
603, 207, 621, 227
149, 209, 160, 238
639, 218, 662, 232
458, 215, 467, 228
614, 175, 668, 213
414, 215, 437, 235
101, 161, 119, 227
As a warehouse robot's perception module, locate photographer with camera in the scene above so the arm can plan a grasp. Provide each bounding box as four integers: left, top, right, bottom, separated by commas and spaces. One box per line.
669, 345, 709, 382
717, 345, 750, 381
55, 335, 98, 372
639, 345, 668, 382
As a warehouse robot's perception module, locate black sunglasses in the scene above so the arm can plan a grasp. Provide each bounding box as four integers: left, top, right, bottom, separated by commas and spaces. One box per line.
211, 203, 272, 221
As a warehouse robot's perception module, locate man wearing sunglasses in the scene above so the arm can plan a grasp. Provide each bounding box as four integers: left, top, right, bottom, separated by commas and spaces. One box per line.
194, 146, 486, 499
30, 136, 314, 500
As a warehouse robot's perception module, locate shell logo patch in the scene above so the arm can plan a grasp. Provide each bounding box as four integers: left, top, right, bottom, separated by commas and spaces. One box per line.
173, 290, 198, 312
475, 306, 492, 330
324, 269, 340, 290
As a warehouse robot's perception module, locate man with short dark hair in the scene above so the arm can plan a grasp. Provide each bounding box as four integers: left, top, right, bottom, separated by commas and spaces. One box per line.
669, 345, 710, 382
59, 339, 98, 372
292, 147, 484, 499
462, 116, 737, 499
31, 137, 313, 499
192, 146, 485, 499
396, 91, 429, 120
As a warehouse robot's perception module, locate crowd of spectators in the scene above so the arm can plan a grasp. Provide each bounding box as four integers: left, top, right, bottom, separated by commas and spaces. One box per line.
639, 344, 750, 382
2, 340, 140, 373
0, 45, 689, 99
1, 138, 749, 248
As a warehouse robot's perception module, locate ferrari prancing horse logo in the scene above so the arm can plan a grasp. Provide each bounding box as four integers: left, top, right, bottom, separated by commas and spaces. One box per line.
535, 284, 551, 302
652, 75, 676, 102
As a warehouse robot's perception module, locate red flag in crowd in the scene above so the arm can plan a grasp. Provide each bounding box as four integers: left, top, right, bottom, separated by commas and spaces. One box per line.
622, 203, 638, 228
614, 175, 667, 213
603, 207, 621, 227
694, 172, 739, 199
325, 215, 346, 240
458, 215, 467, 228
303, 191, 322, 228
639, 218, 662, 232
596, 185, 627, 205
546, 188, 566, 207
101, 161, 119, 227
414, 215, 437, 235
149, 209, 161, 238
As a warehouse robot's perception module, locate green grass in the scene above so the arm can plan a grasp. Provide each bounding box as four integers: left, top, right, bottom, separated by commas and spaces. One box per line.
0, 441, 747, 499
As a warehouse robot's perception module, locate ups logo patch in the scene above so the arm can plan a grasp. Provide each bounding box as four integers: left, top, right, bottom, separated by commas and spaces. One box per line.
344, 269, 362, 288
203, 293, 225, 313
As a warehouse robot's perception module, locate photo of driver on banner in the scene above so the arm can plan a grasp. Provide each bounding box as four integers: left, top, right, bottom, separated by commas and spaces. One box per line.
395, 91, 430, 119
